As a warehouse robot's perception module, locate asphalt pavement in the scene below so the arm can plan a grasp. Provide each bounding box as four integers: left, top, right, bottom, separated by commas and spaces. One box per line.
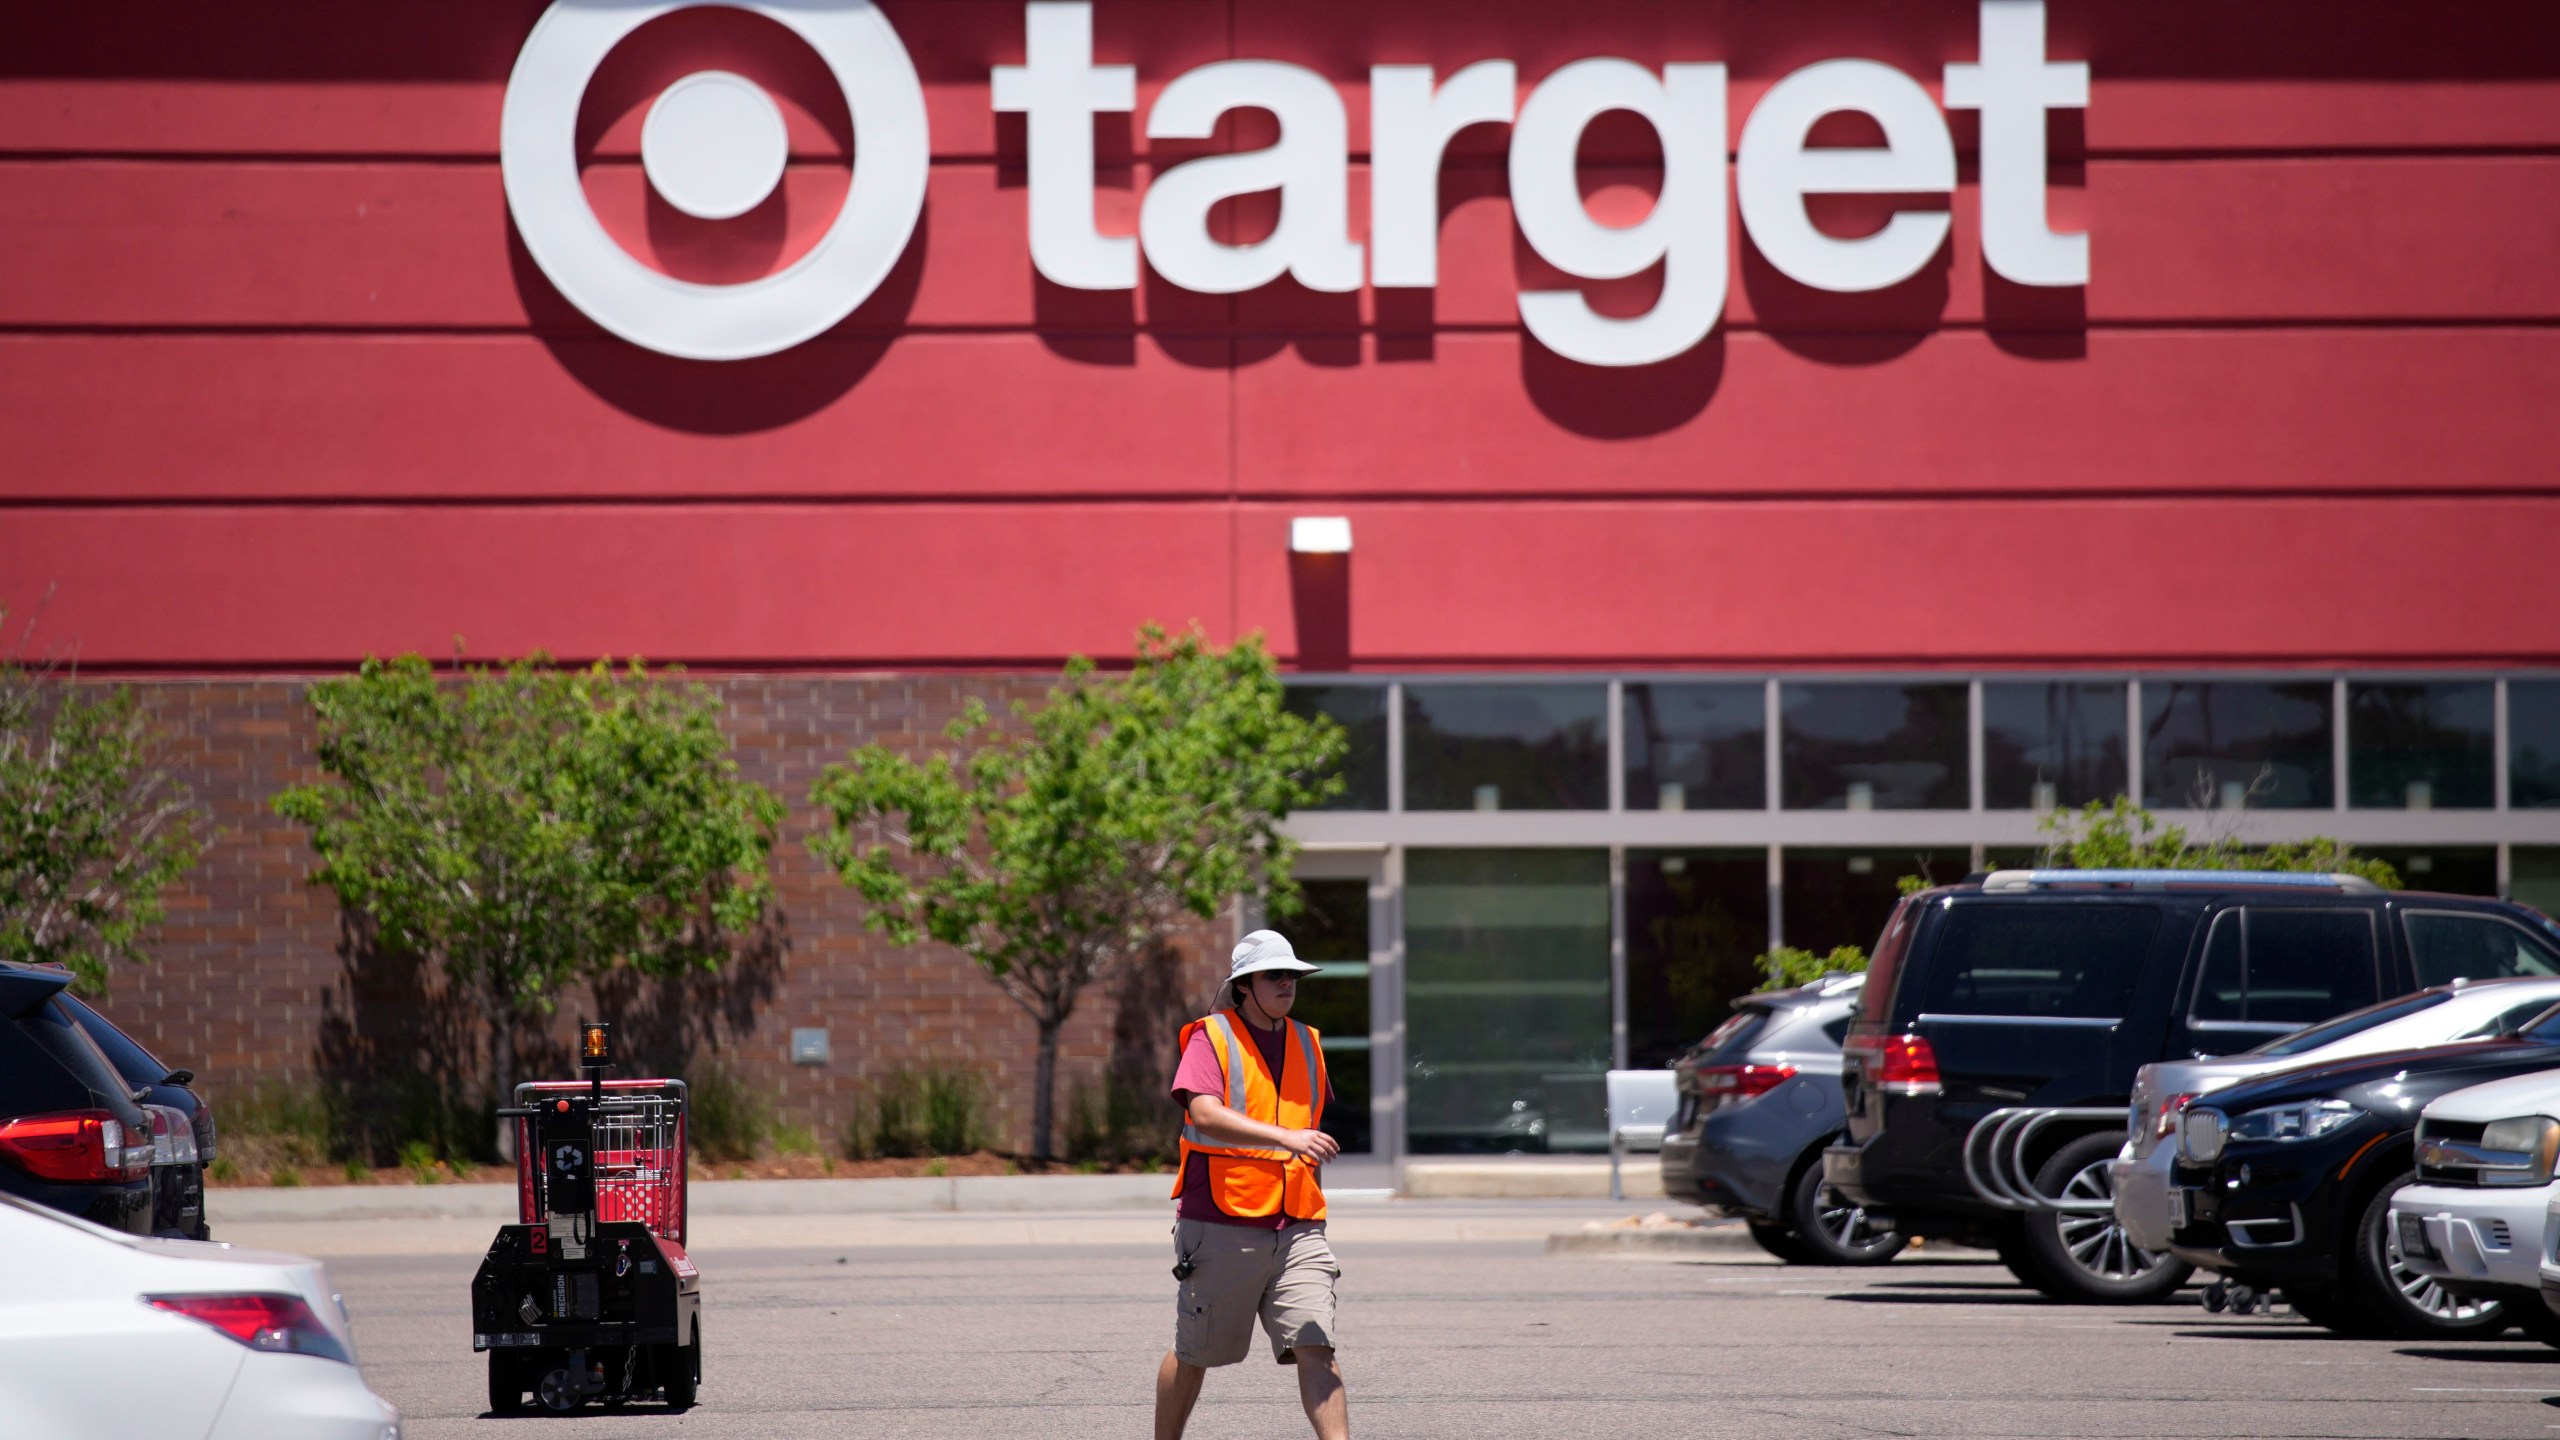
304, 1202, 2560, 1439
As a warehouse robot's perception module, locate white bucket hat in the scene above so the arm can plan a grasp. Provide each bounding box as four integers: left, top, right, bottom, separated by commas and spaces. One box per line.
1228, 929, 1321, 983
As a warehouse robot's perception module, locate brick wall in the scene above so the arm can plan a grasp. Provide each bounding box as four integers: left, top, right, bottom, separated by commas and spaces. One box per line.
86, 672, 1237, 1155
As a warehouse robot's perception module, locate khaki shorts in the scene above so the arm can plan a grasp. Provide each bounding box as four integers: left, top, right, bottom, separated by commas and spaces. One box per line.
1171, 1218, 1340, 1367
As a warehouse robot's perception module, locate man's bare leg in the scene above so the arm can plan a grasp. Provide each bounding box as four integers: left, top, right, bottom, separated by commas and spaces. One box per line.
1154, 1351, 1206, 1440
1293, 1345, 1348, 1440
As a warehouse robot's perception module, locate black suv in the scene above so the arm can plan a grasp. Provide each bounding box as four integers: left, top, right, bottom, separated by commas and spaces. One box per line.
2166, 1033, 2560, 1338
1823, 869, 2560, 1303
62, 994, 213, 1240
0, 961, 155, 1234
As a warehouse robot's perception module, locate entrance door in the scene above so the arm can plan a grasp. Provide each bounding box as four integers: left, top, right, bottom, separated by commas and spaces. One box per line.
1281, 851, 1391, 1158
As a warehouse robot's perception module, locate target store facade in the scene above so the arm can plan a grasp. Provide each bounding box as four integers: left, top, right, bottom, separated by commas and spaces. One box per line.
5, 0, 2559, 1160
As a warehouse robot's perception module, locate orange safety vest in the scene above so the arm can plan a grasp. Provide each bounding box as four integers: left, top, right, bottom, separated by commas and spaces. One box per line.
1169, 1008, 1329, 1221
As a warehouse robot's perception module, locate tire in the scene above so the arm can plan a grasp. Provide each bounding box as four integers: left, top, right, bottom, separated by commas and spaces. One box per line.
1783, 1160, 1906, 1266
2285, 1286, 2381, 1337
2506, 1294, 2560, 1349
2014, 1131, 2194, 1304
487, 1351, 524, 1415
1747, 1219, 1816, 1264
664, 1318, 700, 1409
2343, 1174, 2508, 1339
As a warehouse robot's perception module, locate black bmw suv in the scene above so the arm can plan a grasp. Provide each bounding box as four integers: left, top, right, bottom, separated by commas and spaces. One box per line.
2165, 1029, 2560, 1337
1824, 869, 2560, 1303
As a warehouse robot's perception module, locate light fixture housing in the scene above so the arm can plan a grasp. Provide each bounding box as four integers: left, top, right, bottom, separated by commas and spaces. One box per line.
1290, 517, 1353, 554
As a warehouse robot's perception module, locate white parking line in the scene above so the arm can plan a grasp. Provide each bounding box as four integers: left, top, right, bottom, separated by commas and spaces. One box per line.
2412, 1386, 2553, 1392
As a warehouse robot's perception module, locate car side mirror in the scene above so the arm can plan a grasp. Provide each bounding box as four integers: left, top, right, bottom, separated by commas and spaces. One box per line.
163, 1068, 194, 1087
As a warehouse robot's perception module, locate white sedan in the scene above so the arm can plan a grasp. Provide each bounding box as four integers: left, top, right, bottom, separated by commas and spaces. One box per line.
0, 1191, 399, 1440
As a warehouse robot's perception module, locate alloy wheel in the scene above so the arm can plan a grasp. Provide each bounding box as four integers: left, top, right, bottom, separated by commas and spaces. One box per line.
1814, 1187, 1896, 1256
2382, 1216, 2500, 1324
2053, 1156, 2168, 1282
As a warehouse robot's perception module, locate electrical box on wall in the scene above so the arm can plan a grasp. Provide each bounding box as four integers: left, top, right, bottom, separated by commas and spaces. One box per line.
789, 1028, 832, 1067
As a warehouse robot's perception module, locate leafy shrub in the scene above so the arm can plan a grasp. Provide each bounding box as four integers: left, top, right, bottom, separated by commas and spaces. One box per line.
1064, 1075, 1175, 1167
771, 1122, 822, 1158
686, 1061, 772, 1164
847, 1065, 992, 1159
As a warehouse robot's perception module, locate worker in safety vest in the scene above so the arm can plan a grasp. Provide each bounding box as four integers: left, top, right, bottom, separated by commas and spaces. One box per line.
1153, 929, 1347, 1440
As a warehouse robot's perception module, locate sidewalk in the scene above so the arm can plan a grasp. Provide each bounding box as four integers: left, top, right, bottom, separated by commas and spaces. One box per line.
202, 1174, 1710, 1258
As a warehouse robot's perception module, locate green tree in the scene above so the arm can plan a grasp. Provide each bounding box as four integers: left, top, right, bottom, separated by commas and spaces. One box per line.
810, 627, 1344, 1161
0, 613, 208, 989
273, 654, 781, 1155
2032, 797, 2398, 887
1753, 945, 1870, 991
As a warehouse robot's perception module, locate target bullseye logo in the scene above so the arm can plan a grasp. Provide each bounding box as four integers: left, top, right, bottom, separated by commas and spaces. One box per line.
500, 0, 929, 361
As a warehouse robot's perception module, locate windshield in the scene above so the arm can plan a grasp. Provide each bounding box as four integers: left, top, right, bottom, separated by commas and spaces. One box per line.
2248, 989, 2453, 1056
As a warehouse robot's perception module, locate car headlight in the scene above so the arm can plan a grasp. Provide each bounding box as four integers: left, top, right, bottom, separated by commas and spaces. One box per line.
2473, 1115, 2560, 1187
2227, 1098, 2365, 1145
2181, 1107, 2227, 1164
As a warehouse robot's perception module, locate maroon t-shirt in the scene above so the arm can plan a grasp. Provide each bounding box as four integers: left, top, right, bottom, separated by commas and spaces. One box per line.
1170, 1016, 1327, 1228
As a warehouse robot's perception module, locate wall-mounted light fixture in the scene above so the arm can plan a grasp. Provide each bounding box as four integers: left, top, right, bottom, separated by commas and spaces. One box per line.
1290, 517, 1353, 554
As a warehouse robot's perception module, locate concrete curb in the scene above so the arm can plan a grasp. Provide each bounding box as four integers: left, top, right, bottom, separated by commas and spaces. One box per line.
1404, 1159, 1665, 1201
1543, 1223, 1752, 1256
204, 1172, 1182, 1223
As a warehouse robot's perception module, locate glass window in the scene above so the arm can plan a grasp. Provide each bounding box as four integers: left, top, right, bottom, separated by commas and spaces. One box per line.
1779, 683, 1967, 811
1284, 877, 1373, 1154
2249, 990, 2450, 1057
2517, 849, 2560, 924
1918, 905, 2158, 1019
2514, 683, 2560, 809
2453, 997, 2560, 1040
1781, 848, 1966, 956
1403, 685, 1607, 811
2141, 680, 2334, 810
1625, 850, 1768, 1068
1282, 685, 1388, 811
2348, 682, 2492, 810
2362, 847, 2497, 897
1405, 850, 1611, 1153
2192, 908, 2379, 1027
2402, 911, 2560, 989
1983, 681, 2127, 810
1623, 683, 1764, 811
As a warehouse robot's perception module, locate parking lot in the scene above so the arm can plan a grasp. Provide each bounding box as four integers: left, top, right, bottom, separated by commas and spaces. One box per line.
286, 1202, 2560, 1439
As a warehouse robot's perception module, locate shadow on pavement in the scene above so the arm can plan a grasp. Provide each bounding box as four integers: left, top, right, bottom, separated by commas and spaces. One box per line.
2395, 1346, 2560, 1364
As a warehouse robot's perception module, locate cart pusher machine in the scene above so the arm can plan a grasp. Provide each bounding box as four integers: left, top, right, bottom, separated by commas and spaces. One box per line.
473, 1022, 702, 1413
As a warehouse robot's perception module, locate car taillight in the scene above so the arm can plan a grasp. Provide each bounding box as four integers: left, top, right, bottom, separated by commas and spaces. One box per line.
146, 1105, 199, 1166
0, 1108, 151, 1182
146, 1293, 353, 1363
2155, 1093, 2199, 1139
197, 1100, 217, 1162
1844, 1033, 1941, 1095
1696, 1064, 1798, 1112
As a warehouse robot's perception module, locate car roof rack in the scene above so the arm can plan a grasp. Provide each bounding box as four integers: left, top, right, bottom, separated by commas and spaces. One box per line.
1978, 868, 2383, 895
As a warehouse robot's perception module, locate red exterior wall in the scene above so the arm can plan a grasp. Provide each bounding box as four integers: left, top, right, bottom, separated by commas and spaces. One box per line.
3, 1, 2556, 672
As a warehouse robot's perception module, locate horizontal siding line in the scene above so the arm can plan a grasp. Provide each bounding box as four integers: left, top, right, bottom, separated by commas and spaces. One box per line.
9, 488, 2559, 512
4, 146, 2559, 165
3, 318, 2558, 340
46, 652, 2560, 680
